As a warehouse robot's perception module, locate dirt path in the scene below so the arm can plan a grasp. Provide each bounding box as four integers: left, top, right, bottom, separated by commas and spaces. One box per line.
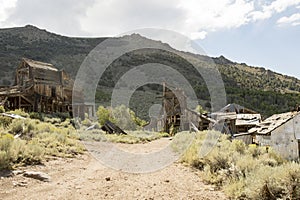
0, 138, 227, 200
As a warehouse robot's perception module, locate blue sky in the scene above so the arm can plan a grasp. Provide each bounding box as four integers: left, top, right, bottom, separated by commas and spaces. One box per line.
0, 0, 299, 78
199, 5, 300, 78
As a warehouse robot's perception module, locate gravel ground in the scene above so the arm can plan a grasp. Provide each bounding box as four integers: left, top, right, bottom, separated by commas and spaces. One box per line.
0, 138, 227, 200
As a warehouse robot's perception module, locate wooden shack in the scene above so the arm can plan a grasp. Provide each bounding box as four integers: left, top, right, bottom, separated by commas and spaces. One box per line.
249, 111, 300, 160
0, 58, 88, 116
209, 103, 261, 144
211, 104, 261, 134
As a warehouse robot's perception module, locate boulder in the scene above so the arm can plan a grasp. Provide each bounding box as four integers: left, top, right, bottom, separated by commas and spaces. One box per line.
23, 171, 51, 182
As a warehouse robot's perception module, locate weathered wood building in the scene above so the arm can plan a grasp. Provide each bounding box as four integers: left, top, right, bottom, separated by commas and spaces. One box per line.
0, 58, 80, 115
209, 104, 261, 136
249, 111, 300, 160
210, 103, 261, 144
145, 83, 214, 134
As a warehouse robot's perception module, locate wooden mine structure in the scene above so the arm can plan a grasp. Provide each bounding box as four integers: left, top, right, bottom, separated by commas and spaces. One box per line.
0, 58, 84, 115
160, 83, 212, 134
162, 83, 187, 133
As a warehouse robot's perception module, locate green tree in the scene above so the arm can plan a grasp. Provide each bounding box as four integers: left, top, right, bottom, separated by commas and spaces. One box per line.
112, 105, 137, 130
96, 105, 147, 130
195, 105, 207, 114
96, 106, 113, 126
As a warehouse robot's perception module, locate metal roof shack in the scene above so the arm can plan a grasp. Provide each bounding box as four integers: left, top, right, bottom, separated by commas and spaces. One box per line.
249, 111, 300, 160
249, 112, 299, 135
210, 104, 262, 137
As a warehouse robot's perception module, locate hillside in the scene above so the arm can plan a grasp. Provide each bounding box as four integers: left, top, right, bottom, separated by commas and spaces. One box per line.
0, 25, 299, 118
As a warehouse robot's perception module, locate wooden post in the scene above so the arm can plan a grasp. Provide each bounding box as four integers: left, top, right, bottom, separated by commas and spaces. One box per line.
14, 97, 17, 110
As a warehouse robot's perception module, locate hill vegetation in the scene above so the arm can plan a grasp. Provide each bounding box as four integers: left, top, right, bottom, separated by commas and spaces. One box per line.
0, 25, 299, 118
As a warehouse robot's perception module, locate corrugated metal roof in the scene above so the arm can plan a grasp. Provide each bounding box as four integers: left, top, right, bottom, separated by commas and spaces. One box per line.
249, 112, 299, 135
236, 114, 261, 126
23, 58, 58, 71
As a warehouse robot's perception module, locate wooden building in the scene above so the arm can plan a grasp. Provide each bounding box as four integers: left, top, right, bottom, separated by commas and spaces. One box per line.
0, 58, 90, 117
145, 83, 214, 134
162, 83, 187, 133
209, 103, 261, 144
249, 111, 300, 160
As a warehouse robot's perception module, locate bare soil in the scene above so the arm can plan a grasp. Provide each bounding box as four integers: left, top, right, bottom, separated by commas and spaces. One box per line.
0, 138, 227, 200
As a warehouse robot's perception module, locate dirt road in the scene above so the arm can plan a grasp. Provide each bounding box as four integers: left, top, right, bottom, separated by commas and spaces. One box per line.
0, 138, 227, 200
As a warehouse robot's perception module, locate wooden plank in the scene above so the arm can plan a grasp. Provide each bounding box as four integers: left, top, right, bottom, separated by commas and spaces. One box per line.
20, 95, 33, 105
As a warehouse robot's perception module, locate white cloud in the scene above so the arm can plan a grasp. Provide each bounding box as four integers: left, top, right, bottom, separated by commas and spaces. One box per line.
80, 0, 185, 36
80, 0, 255, 40
79, 0, 299, 40
190, 31, 207, 40
0, 0, 17, 26
277, 13, 300, 26
4, 0, 95, 36
0, 0, 299, 39
177, 0, 254, 31
250, 0, 300, 20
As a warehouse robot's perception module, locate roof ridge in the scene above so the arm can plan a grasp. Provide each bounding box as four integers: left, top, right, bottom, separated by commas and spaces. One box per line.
23, 57, 54, 66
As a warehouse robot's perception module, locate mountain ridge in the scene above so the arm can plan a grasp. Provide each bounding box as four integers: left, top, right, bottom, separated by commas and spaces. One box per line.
0, 25, 299, 118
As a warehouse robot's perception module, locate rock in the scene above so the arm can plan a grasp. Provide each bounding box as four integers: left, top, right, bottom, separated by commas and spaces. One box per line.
13, 180, 27, 187
105, 177, 111, 181
0, 170, 13, 177
12, 170, 24, 175
23, 171, 51, 182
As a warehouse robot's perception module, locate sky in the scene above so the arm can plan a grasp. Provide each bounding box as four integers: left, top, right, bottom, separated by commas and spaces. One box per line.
0, 0, 300, 78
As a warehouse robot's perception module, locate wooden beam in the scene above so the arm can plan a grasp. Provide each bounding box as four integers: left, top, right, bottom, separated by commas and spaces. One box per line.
20, 95, 34, 105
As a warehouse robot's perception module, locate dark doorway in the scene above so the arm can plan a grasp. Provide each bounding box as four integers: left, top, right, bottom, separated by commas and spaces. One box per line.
51, 87, 56, 97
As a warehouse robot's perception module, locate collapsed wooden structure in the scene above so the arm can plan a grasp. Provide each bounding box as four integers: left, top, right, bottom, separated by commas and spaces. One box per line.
146, 83, 261, 136
145, 83, 215, 134
101, 120, 127, 135
0, 58, 93, 118
210, 103, 262, 144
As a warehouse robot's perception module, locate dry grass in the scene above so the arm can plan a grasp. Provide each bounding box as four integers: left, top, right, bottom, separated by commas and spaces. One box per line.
178, 131, 300, 199
0, 116, 84, 170
79, 127, 169, 144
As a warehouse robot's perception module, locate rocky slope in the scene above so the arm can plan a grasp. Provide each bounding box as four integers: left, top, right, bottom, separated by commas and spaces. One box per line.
0, 25, 299, 118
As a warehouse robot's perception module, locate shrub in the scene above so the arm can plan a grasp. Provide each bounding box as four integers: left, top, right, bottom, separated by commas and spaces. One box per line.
81, 118, 92, 127
0, 105, 5, 113
8, 109, 29, 118
97, 106, 113, 126
43, 117, 61, 124
10, 119, 24, 134
223, 178, 246, 199
96, 105, 147, 130
9, 118, 39, 139
0, 116, 12, 128
18, 141, 44, 165
82, 130, 168, 144
0, 150, 10, 169
29, 112, 44, 120
179, 130, 300, 200
34, 130, 84, 157
111, 105, 137, 130
195, 105, 207, 114
0, 133, 14, 152
0, 134, 44, 169
79, 130, 106, 142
